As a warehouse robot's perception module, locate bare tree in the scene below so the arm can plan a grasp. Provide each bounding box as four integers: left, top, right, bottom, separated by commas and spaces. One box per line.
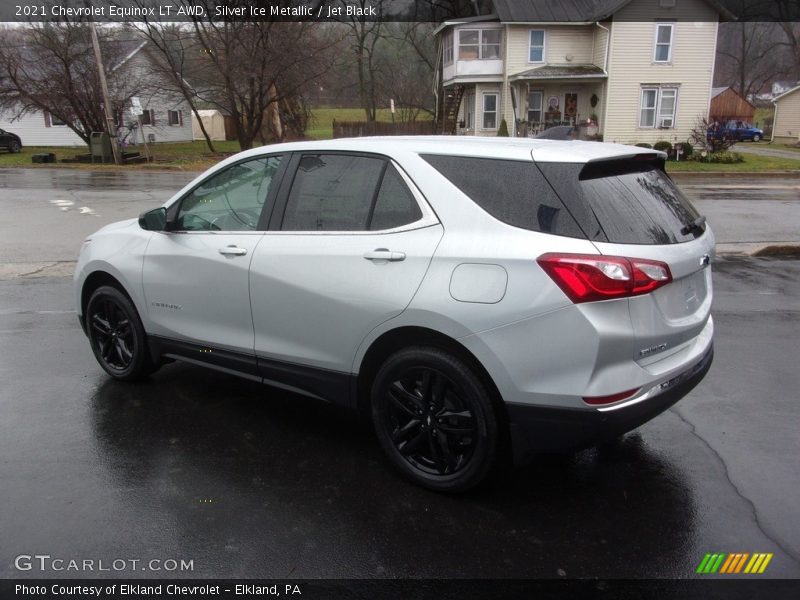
716, 22, 789, 99
0, 22, 146, 145
341, 0, 386, 122
130, 0, 336, 150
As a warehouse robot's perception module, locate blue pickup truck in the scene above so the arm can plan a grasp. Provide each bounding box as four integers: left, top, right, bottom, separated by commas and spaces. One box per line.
708, 120, 764, 142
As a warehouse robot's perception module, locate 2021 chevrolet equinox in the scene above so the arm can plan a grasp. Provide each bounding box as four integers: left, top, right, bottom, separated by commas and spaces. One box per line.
75, 137, 714, 491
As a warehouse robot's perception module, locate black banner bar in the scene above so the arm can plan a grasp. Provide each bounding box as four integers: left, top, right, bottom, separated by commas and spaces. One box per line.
2, 579, 800, 600
2, 0, 800, 23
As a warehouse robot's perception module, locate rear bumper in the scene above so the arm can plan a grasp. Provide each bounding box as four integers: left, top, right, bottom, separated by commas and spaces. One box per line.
506, 344, 713, 462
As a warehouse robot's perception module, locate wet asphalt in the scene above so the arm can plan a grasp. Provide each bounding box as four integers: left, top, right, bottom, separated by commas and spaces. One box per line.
0, 168, 799, 580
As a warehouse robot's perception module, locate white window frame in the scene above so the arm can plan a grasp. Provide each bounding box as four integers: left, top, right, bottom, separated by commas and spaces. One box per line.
528, 29, 545, 63
527, 89, 543, 122
458, 28, 502, 60
639, 86, 678, 128
50, 113, 67, 127
167, 109, 182, 126
481, 92, 498, 130
653, 23, 674, 63
443, 31, 454, 65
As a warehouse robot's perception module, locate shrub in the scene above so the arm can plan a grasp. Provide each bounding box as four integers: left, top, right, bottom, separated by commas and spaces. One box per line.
676, 142, 693, 158
497, 119, 509, 137
653, 141, 673, 153
687, 150, 743, 163
635, 142, 652, 149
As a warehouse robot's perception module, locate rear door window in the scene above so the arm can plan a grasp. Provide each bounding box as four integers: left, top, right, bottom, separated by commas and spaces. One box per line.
420, 154, 584, 238
280, 155, 425, 232
538, 159, 702, 245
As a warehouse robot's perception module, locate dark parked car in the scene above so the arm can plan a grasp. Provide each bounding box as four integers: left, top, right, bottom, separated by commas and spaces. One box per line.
707, 120, 764, 142
0, 128, 22, 153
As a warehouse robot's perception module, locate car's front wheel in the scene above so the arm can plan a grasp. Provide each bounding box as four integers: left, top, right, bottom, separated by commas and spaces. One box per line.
371, 347, 498, 492
86, 286, 156, 381
9, 140, 20, 153
752, 133, 762, 142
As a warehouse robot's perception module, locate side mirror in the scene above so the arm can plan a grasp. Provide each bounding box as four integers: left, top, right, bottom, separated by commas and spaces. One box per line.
138, 207, 168, 231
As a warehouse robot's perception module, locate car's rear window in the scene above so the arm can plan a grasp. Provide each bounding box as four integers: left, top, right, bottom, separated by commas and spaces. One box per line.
538, 159, 703, 245
420, 154, 584, 238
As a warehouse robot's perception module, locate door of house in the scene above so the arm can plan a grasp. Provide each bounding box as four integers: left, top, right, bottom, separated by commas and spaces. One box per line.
564, 93, 578, 122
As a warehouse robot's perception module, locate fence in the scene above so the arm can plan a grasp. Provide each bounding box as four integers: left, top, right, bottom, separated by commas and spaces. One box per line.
332, 120, 436, 138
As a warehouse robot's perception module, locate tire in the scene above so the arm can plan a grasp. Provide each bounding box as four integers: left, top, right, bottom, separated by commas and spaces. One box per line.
370, 347, 498, 492
9, 140, 21, 153
752, 133, 761, 142
86, 285, 156, 381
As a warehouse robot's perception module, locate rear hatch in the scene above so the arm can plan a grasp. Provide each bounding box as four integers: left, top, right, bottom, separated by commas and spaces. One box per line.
536, 156, 714, 364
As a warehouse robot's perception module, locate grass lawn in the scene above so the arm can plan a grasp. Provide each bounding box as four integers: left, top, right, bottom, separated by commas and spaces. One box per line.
667, 152, 800, 172
0, 108, 433, 169
307, 106, 431, 139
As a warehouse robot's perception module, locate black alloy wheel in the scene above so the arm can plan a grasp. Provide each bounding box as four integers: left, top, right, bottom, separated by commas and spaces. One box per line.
87, 286, 155, 381
371, 347, 498, 492
9, 140, 21, 153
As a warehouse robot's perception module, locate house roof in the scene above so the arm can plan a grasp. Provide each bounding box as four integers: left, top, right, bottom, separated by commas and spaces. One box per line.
773, 84, 800, 103
510, 64, 607, 81
711, 86, 729, 99
491, 0, 736, 22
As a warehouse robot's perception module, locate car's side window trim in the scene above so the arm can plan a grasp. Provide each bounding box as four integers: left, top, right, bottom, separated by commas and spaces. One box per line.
268, 150, 438, 235
165, 153, 288, 234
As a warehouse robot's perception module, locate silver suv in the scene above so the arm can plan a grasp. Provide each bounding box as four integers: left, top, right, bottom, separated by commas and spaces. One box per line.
75, 137, 714, 492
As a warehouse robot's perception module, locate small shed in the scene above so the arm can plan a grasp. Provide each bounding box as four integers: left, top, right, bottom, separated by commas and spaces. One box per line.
191, 109, 235, 141
709, 86, 756, 124
772, 85, 800, 143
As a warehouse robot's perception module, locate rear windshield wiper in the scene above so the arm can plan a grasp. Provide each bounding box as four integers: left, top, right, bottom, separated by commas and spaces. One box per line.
681, 215, 706, 236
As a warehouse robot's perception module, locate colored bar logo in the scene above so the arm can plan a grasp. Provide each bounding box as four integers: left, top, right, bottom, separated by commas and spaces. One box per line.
696, 552, 773, 574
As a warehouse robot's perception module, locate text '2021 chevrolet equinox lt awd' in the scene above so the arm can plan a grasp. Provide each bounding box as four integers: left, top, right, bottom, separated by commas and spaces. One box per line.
75, 136, 714, 492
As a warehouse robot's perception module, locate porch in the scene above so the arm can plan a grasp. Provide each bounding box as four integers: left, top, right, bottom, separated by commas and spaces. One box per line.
508, 65, 607, 138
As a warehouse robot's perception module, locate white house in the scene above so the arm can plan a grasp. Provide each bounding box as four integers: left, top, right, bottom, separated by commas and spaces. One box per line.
0, 40, 192, 148
435, 0, 734, 145
771, 84, 800, 144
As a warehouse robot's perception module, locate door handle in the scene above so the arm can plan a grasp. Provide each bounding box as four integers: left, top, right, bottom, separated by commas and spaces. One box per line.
219, 245, 248, 256
363, 248, 406, 262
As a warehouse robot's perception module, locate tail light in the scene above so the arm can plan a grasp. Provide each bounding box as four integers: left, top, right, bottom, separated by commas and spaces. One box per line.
537, 253, 672, 303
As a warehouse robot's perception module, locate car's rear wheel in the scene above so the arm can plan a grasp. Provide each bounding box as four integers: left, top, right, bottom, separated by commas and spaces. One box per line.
86, 286, 155, 381
752, 133, 762, 142
9, 140, 20, 153
371, 347, 498, 492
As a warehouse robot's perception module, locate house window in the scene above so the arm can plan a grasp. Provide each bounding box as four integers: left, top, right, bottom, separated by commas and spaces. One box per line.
657, 88, 677, 127
443, 31, 454, 65
654, 23, 674, 63
168, 110, 182, 126
482, 93, 498, 129
50, 114, 66, 126
527, 90, 543, 122
529, 30, 545, 63
140, 109, 155, 125
458, 29, 501, 60
640, 87, 677, 128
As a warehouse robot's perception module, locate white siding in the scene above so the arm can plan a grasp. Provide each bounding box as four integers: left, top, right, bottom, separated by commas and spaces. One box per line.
122, 51, 193, 144
592, 23, 610, 71
505, 25, 595, 76
0, 110, 86, 147
772, 89, 800, 143
603, 0, 718, 145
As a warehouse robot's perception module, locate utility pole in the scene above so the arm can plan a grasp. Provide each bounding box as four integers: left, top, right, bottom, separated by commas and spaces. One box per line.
90, 22, 122, 165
